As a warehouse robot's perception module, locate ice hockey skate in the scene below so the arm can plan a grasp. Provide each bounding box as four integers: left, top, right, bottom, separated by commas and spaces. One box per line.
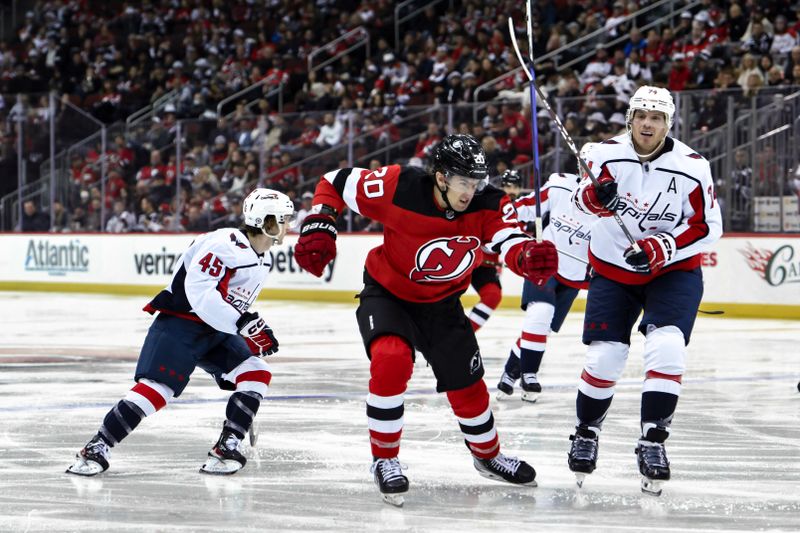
200, 430, 247, 475
473, 453, 537, 486
371, 457, 409, 507
520, 373, 542, 403
636, 439, 670, 496
66, 434, 111, 476
568, 427, 599, 488
496, 371, 518, 400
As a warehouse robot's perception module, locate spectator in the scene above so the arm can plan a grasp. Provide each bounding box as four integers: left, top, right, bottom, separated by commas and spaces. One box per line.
686, 55, 718, 90
135, 196, 164, 233
20, 200, 50, 232
740, 21, 773, 56
51, 200, 70, 233
727, 3, 748, 43
719, 148, 752, 231
292, 191, 314, 232
770, 15, 798, 56
737, 54, 764, 90
106, 200, 136, 233
668, 53, 692, 92
185, 204, 211, 233
315, 112, 344, 149
414, 122, 442, 159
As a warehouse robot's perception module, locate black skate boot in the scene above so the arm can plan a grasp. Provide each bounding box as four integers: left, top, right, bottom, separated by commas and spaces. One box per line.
568, 426, 599, 487
496, 371, 518, 400
636, 426, 670, 496
473, 453, 537, 486
66, 434, 111, 476
371, 457, 409, 507
200, 429, 247, 475
520, 373, 542, 403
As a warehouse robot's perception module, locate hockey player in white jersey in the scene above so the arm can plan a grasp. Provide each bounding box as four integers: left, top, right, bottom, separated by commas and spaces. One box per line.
496, 145, 596, 402
567, 86, 722, 495
67, 189, 294, 476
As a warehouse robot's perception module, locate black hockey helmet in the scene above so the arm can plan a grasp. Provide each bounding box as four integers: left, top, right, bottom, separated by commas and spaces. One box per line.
432, 134, 489, 191
500, 169, 522, 187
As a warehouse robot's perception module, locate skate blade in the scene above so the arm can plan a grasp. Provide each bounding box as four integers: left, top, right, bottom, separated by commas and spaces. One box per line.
574, 472, 587, 488
477, 470, 538, 487
199, 456, 243, 475
496, 390, 513, 401
381, 493, 405, 507
640, 477, 664, 496
66, 457, 105, 477
520, 391, 539, 403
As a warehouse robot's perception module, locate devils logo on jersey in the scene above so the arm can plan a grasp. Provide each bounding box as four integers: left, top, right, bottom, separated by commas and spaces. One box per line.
410, 236, 481, 282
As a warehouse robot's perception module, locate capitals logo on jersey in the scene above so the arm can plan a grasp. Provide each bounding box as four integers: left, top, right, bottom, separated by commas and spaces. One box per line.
410, 236, 481, 282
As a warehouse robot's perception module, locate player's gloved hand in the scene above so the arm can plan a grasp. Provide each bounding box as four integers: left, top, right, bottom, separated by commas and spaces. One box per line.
580, 174, 619, 217
295, 213, 337, 277
623, 232, 676, 274
236, 311, 279, 356
518, 239, 558, 286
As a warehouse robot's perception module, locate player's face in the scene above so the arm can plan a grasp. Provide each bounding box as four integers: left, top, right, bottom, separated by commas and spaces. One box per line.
443, 174, 481, 211
630, 109, 668, 154
502, 183, 521, 200
265, 215, 294, 246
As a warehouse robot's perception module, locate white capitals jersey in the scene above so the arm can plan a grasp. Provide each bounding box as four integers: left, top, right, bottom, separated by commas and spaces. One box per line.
145, 228, 271, 334
572, 134, 723, 284
514, 173, 593, 287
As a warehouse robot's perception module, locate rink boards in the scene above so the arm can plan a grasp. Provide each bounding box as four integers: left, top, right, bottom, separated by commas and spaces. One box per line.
0, 232, 798, 319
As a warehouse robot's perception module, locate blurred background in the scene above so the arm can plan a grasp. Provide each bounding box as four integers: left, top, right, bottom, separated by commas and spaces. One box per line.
1, 0, 798, 234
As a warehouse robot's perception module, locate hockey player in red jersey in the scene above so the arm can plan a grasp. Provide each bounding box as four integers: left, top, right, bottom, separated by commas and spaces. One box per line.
67, 189, 295, 477
294, 134, 557, 506
567, 86, 722, 495
466, 169, 523, 331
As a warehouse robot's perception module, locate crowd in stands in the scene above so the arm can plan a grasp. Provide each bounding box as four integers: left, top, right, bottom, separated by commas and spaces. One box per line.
5, 0, 800, 233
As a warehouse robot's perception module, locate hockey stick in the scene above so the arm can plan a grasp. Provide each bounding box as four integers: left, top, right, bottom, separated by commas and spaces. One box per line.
249, 423, 258, 447
507, 17, 641, 255
524, 2, 543, 243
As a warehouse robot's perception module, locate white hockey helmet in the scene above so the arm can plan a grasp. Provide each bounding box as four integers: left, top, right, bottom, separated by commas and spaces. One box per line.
577, 142, 599, 175
625, 85, 675, 132
242, 188, 295, 234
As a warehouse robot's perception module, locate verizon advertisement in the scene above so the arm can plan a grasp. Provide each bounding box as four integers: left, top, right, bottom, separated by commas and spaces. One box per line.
0, 234, 798, 315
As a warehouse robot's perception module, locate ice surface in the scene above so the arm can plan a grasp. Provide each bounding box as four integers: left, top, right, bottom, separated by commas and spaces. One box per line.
0, 291, 798, 532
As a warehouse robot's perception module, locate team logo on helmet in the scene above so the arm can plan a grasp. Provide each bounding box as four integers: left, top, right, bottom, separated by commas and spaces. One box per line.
409, 236, 481, 282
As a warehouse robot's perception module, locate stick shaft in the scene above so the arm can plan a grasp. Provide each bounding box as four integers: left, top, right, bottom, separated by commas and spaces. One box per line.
507, 17, 640, 252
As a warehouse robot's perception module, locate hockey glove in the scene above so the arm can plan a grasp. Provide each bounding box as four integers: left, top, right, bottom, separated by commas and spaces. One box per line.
580, 174, 619, 217
518, 239, 558, 286
623, 233, 676, 274
237, 311, 279, 356
295, 213, 337, 277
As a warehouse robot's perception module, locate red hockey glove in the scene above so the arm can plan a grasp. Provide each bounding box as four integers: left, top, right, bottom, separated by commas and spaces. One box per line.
580, 174, 619, 217
237, 311, 279, 356
518, 240, 558, 286
295, 213, 338, 277
623, 233, 676, 274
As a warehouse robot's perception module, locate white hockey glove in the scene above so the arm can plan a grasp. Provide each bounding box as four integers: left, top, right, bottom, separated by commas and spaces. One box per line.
236, 312, 279, 356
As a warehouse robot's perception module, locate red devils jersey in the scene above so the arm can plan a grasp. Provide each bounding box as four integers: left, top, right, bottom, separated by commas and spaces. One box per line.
312, 165, 532, 303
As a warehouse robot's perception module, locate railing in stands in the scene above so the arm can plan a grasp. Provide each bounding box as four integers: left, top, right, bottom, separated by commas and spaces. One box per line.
308, 26, 370, 76
216, 80, 284, 119
393, 0, 453, 53
125, 89, 179, 133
